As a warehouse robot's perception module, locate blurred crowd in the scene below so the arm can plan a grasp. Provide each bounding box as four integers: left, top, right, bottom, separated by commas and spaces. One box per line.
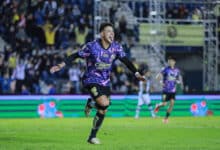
0, 0, 143, 95
0, 0, 93, 95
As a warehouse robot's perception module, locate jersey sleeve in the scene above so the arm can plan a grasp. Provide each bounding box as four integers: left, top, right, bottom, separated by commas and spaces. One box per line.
116, 44, 126, 59
160, 67, 166, 75
64, 52, 80, 66
78, 44, 91, 58
176, 69, 181, 83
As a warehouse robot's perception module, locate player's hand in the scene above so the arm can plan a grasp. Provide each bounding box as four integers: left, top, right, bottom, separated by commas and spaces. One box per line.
135, 72, 146, 81
50, 65, 61, 74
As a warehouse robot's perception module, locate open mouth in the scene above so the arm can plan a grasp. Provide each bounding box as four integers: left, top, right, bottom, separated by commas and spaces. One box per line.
109, 36, 113, 42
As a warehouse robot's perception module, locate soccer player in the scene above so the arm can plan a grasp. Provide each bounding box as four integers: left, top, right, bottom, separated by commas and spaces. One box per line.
50, 23, 145, 144
154, 56, 181, 123
135, 71, 156, 118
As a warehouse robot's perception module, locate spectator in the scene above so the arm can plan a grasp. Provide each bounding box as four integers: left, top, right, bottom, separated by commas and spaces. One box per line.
192, 8, 202, 22
68, 63, 81, 94
11, 59, 26, 94
48, 83, 56, 95
2, 72, 13, 94
8, 52, 17, 75
41, 20, 60, 50
75, 24, 88, 45
21, 85, 30, 95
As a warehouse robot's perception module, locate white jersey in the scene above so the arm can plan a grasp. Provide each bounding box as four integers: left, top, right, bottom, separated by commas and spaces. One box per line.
139, 77, 151, 95
12, 64, 26, 80
138, 77, 151, 105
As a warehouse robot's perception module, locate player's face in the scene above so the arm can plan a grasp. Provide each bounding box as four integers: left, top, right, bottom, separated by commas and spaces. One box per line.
101, 26, 115, 44
168, 59, 176, 67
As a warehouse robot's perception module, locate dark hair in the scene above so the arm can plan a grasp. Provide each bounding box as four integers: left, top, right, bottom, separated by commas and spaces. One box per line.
167, 56, 176, 61
99, 22, 114, 32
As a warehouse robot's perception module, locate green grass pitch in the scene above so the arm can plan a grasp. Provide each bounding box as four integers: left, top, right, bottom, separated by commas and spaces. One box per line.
0, 116, 219, 150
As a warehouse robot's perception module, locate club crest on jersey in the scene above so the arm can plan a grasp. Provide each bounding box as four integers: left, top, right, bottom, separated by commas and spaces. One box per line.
168, 72, 178, 81
102, 53, 109, 58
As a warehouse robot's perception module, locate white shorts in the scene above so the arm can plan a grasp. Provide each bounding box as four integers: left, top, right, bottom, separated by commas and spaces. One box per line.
138, 93, 151, 106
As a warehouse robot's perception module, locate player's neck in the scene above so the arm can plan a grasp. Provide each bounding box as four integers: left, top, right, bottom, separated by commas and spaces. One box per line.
101, 39, 110, 49
170, 65, 175, 69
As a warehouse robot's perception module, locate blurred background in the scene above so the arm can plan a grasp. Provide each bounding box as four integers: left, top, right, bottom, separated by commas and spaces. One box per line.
0, 0, 219, 118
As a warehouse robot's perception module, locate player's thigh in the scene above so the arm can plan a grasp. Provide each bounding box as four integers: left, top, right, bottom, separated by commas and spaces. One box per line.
143, 94, 151, 104
168, 93, 176, 101
138, 94, 144, 105
86, 84, 111, 107
165, 93, 175, 105
170, 98, 175, 106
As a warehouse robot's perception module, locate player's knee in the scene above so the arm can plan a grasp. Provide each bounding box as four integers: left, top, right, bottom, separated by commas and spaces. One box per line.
95, 95, 110, 112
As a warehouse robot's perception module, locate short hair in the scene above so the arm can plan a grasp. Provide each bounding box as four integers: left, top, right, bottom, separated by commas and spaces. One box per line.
99, 22, 114, 32
167, 56, 176, 61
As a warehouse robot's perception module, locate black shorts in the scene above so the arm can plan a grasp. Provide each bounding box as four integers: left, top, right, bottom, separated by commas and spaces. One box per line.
162, 92, 176, 102
85, 84, 111, 100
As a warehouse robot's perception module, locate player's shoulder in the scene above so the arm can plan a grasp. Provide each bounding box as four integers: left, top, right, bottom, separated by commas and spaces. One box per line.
81, 40, 98, 51
175, 67, 181, 73
113, 41, 121, 46
160, 66, 167, 71
86, 40, 97, 47
176, 67, 180, 71
112, 41, 123, 49
165, 66, 176, 71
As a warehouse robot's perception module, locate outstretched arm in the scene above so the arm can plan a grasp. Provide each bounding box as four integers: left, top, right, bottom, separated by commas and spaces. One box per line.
50, 62, 66, 73
50, 52, 80, 73
156, 72, 163, 81
156, 72, 164, 86
119, 56, 145, 81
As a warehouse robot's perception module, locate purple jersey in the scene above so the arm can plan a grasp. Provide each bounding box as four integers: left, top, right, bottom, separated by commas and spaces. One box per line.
78, 39, 126, 86
161, 66, 180, 93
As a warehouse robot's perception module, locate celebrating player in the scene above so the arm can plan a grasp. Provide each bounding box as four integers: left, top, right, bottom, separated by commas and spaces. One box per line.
154, 56, 181, 123
135, 70, 156, 118
50, 22, 145, 144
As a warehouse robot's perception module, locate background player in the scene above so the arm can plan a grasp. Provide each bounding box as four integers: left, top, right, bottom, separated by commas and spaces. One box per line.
135, 70, 156, 118
154, 56, 181, 123
50, 22, 145, 144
